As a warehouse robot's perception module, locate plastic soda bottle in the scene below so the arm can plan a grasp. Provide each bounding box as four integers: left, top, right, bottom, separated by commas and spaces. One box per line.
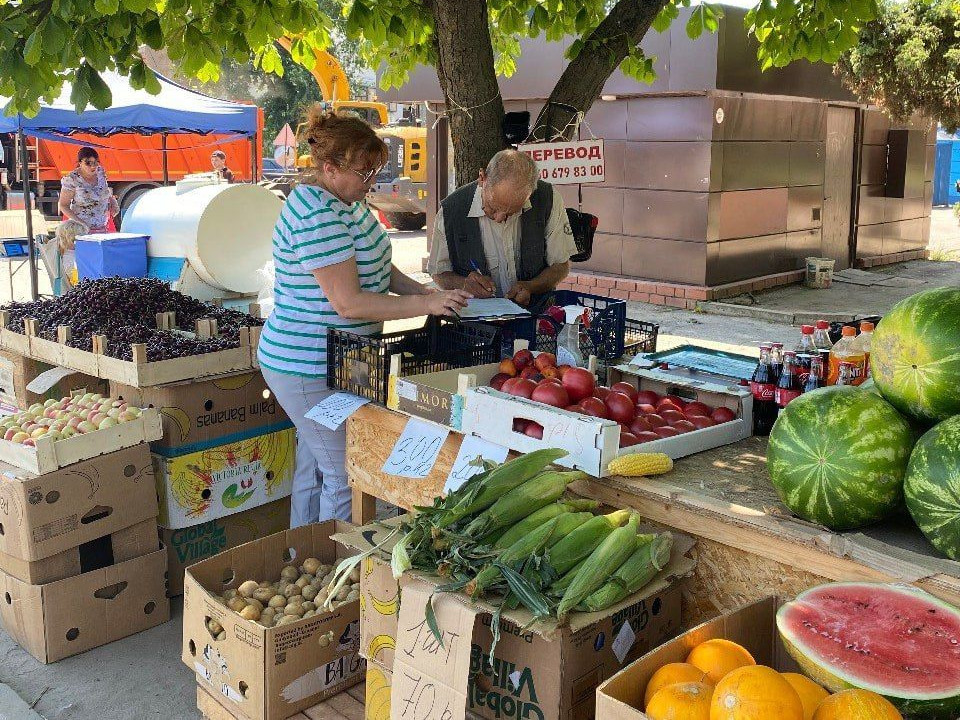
827, 326, 867, 385
836, 361, 856, 386
813, 320, 833, 350
851, 321, 874, 375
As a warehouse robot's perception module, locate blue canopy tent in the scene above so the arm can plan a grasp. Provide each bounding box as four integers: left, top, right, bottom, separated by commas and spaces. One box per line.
0, 71, 259, 298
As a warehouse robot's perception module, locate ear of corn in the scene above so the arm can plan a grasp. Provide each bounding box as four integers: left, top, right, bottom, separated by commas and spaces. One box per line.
493, 501, 580, 548
557, 515, 641, 623
464, 470, 586, 538
576, 533, 673, 612
564, 499, 601, 512
436, 448, 568, 527
550, 511, 593, 542
547, 509, 632, 575
607, 452, 673, 477
467, 516, 562, 597
548, 558, 586, 596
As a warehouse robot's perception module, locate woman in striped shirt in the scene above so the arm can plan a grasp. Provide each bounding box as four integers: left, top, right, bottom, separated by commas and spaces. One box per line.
258, 109, 470, 526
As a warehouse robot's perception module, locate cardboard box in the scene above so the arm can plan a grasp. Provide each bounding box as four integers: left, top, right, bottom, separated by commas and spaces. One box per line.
0, 349, 109, 411
154, 426, 295, 530
0, 443, 158, 563
0, 407, 162, 475
111, 371, 292, 457
389, 362, 751, 476
0, 547, 170, 663
182, 522, 364, 720
336, 520, 695, 720
596, 597, 799, 719
162, 496, 291, 597
0, 517, 157, 585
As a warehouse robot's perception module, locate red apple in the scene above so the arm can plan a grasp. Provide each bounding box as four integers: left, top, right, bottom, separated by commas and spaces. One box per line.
562, 367, 596, 403
610, 382, 639, 403
498, 358, 518, 378
524, 422, 544, 439
512, 349, 534, 370
564, 404, 582, 413
579, 397, 608, 419
636, 390, 661, 406
711, 407, 737, 423
593, 385, 611, 401
489, 373, 511, 391
604, 392, 636, 424
531, 382, 570, 408
533, 352, 557, 372
684, 401, 712, 418
540, 366, 560, 379
519, 366, 542, 381
507, 378, 537, 399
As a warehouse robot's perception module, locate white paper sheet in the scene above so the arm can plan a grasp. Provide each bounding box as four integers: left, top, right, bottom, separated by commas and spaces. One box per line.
305, 392, 371, 430
382, 417, 449, 478
444, 435, 509, 493
454, 297, 529, 320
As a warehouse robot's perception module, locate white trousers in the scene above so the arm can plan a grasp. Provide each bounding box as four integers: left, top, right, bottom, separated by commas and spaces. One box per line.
260, 368, 351, 527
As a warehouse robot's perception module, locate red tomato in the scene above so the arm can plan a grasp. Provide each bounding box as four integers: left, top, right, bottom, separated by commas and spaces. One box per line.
562, 367, 596, 402
579, 397, 608, 419
604, 392, 636, 424
660, 409, 685, 424
691, 415, 717, 430
665, 394, 688, 408
513, 349, 534, 370
524, 422, 544, 439
593, 385, 611, 400
531, 382, 570, 408
653, 426, 680, 438
657, 398, 682, 413
512, 418, 529, 433
646, 413, 667, 428
711, 407, 737, 423
684, 401, 712, 418
610, 382, 639, 403
519, 366, 542, 381
636, 390, 661, 406
501, 378, 520, 394
619, 432, 640, 448
507, 378, 537, 399
564, 404, 582, 413
634, 431, 661, 443
533, 352, 557, 372
671, 420, 696, 434
636, 403, 657, 415
489, 373, 511, 391
630, 416, 652, 435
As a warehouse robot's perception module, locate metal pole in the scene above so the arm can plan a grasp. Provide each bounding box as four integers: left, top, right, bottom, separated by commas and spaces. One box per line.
161, 133, 169, 185
18, 130, 38, 300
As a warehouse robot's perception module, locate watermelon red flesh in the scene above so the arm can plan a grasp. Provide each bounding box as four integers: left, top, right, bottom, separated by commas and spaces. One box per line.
777, 582, 960, 718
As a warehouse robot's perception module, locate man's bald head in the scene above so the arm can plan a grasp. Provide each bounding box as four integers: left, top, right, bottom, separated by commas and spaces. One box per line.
478, 149, 539, 223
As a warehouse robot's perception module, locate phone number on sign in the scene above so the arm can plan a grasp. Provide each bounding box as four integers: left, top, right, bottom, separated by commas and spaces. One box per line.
539, 164, 604, 180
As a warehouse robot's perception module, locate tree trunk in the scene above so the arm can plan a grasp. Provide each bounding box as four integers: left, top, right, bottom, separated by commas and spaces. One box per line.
530, 0, 668, 142
429, 0, 505, 188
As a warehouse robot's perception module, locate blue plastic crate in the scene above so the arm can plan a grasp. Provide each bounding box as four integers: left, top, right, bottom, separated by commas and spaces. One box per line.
0, 240, 28, 257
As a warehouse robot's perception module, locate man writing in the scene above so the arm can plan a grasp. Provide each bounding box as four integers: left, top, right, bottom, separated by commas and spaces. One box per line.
428, 149, 577, 312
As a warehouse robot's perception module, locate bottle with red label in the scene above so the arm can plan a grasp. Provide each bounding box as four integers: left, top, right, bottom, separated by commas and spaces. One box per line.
794, 325, 816, 385
770, 342, 784, 382
775, 351, 801, 408
750, 343, 778, 436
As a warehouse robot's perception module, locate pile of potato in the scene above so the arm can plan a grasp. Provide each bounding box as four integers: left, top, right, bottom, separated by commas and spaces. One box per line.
207, 557, 360, 635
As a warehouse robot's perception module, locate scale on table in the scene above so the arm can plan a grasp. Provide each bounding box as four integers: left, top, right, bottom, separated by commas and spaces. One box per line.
628, 344, 756, 384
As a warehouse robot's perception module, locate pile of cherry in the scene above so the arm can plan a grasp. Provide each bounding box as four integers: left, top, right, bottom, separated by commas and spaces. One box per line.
490, 349, 738, 446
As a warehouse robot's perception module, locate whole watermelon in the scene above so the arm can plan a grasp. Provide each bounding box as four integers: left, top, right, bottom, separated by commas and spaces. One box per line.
905, 416, 960, 561
768, 386, 915, 530
871, 287, 960, 423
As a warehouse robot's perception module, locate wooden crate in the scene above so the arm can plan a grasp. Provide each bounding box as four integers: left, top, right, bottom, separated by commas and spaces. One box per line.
0, 312, 258, 387
0, 407, 162, 474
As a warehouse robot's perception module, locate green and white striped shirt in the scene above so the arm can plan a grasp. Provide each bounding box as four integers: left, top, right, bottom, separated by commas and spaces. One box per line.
257, 184, 392, 377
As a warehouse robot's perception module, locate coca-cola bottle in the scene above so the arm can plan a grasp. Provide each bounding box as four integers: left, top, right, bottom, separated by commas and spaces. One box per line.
775, 351, 800, 409
803, 354, 825, 393
795, 325, 817, 385
770, 342, 784, 383
750, 343, 778, 435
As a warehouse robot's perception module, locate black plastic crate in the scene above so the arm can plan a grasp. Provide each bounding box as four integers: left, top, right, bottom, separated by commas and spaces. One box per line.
326, 318, 501, 405
623, 318, 660, 356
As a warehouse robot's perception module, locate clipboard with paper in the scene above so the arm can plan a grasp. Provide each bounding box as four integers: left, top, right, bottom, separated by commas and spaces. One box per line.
453, 297, 530, 321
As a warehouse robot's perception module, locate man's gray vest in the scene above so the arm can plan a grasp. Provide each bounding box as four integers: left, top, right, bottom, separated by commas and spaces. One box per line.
440, 180, 553, 282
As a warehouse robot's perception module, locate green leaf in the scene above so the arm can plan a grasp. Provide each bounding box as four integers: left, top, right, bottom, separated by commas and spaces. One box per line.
23, 29, 43, 67
87, 67, 112, 108
70, 66, 91, 110
93, 0, 120, 15
141, 18, 163, 49
424, 594, 443, 647
686, 7, 705, 39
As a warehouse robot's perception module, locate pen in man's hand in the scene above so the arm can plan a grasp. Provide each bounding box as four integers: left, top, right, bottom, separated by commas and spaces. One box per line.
468, 259, 496, 295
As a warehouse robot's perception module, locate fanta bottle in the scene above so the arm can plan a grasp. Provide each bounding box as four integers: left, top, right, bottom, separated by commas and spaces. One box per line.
827, 326, 867, 385
851, 321, 874, 375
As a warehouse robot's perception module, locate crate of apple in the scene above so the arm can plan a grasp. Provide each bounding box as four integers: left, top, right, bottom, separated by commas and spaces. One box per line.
488, 350, 738, 447
0, 394, 144, 447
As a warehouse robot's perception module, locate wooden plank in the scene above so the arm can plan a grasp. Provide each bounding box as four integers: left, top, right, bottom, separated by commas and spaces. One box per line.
351, 487, 377, 525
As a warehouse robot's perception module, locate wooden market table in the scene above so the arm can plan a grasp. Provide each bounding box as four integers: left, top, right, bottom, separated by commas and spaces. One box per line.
346, 404, 960, 624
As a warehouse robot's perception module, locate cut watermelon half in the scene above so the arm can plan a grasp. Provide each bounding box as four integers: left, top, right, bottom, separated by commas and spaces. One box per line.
777, 582, 960, 719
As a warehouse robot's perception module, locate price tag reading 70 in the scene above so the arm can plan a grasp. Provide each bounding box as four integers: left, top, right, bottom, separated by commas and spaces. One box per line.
382, 417, 449, 479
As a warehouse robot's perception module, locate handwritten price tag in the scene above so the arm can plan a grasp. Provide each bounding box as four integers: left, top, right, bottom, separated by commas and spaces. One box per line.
382, 418, 449, 478
305, 392, 370, 430
444, 435, 509, 493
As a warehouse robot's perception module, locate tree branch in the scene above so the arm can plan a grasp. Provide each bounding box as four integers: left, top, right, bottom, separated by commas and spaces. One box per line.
531, 0, 669, 141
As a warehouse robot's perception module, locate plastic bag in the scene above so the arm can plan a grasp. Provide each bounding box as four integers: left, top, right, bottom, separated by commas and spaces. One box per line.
256, 260, 275, 318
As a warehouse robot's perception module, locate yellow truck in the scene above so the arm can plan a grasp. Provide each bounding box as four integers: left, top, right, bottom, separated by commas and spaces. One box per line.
280, 39, 428, 230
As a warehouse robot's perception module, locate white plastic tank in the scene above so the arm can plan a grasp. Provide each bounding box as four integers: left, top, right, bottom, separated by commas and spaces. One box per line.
120, 174, 282, 294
